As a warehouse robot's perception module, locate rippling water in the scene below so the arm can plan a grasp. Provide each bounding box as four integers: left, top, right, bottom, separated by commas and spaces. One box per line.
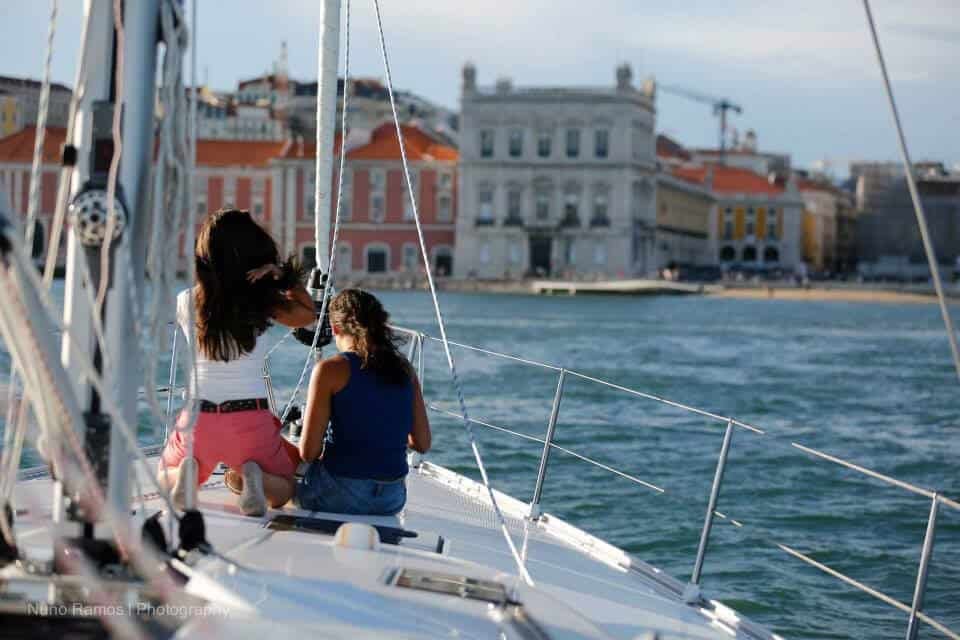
4, 287, 959, 638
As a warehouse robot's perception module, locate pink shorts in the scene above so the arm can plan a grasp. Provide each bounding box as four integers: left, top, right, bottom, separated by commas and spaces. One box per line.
160, 408, 297, 485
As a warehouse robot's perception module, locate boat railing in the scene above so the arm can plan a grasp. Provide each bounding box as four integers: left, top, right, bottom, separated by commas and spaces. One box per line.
157, 322, 957, 639
387, 325, 959, 640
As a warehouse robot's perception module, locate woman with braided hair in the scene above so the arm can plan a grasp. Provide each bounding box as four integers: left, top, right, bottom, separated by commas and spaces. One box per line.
296, 288, 431, 515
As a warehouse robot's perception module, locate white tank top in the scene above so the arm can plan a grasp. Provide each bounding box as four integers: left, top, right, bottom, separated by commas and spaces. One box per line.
176, 289, 271, 404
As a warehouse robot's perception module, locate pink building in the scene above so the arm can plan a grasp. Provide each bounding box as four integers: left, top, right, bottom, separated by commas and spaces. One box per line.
0, 123, 458, 277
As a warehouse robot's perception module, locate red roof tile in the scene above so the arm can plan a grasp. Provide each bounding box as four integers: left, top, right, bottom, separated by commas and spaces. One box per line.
673, 163, 783, 195
0, 126, 66, 163
277, 123, 457, 162
656, 134, 691, 161
195, 139, 286, 167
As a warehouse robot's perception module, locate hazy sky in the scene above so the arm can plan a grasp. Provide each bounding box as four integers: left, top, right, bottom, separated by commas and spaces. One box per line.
2, 1, 957, 173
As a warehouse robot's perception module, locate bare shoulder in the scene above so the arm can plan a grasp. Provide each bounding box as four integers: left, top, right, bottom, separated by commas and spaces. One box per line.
312, 353, 351, 392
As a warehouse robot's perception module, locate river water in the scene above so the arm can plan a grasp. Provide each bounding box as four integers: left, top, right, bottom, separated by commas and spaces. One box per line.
5, 288, 959, 638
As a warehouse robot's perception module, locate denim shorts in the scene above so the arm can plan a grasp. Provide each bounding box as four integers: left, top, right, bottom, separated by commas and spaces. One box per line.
295, 462, 407, 515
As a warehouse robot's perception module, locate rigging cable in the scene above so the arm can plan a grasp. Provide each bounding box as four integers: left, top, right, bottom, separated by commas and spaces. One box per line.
862, 0, 960, 384
278, 0, 352, 423
370, 0, 534, 586
0, 0, 60, 533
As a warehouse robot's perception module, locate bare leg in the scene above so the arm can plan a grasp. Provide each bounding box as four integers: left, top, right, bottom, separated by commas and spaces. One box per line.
227, 467, 293, 508
262, 472, 295, 508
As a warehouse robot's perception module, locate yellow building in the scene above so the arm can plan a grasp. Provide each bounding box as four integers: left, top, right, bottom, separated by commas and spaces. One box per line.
0, 92, 20, 138
654, 172, 715, 267
799, 178, 848, 273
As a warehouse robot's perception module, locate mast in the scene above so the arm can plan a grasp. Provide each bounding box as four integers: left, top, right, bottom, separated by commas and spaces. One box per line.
59, 0, 160, 540
313, 0, 342, 272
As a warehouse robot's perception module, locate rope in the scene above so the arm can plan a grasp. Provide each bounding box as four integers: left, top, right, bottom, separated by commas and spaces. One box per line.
862, 0, 960, 385
371, 0, 533, 586
278, 0, 352, 423
0, 0, 59, 522
24, 0, 58, 255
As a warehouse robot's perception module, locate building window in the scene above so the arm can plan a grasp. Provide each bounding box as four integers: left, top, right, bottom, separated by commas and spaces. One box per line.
535, 186, 551, 221
252, 196, 265, 219
594, 129, 609, 158
477, 186, 495, 225
508, 129, 523, 157
336, 243, 352, 273
479, 242, 491, 264
480, 129, 495, 158
370, 169, 385, 222
564, 238, 576, 265
562, 184, 581, 227
591, 187, 610, 227
723, 207, 734, 240
537, 130, 552, 158
720, 245, 735, 262
437, 194, 452, 222
438, 171, 453, 190
371, 195, 385, 222
366, 245, 389, 273
742, 245, 757, 262
301, 245, 317, 270
566, 128, 580, 158
593, 242, 607, 265
402, 170, 418, 221
402, 243, 418, 271
767, 207, 778, 239
745, 206, 756, 236
195, 196, 207, 216
508, 241, 522, 265
506, 188, 523, 225
339, 168, 352, 220
763, 246, 779, 263
305, 172, 316, 218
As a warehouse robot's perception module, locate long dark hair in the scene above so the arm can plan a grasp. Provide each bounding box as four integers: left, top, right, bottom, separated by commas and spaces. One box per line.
194, 208, 302, 361
330, 289, 411, 385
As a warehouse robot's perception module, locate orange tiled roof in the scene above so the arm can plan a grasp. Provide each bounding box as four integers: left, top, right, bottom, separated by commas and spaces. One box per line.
656, 134, 691, 161
0, 126, 66, 163
1, 122, 457, 169
195, 139, 286, 167
277, 123, 457, 162
673, 163, 783, 195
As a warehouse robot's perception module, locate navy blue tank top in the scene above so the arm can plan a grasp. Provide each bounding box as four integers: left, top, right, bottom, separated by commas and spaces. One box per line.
323, 352, 413, 480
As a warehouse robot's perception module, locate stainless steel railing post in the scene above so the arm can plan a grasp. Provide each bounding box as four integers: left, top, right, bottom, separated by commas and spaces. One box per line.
416, 333, 425, 391
686, 418, 735, 602
162, 326, 179, 443
529, 368, 566, 519
905, 493, 939, 640
406, 332, 417, 361
263, 359, 278, 416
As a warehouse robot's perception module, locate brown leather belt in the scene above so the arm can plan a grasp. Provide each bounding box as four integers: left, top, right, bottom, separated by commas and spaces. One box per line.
198, 398, 270, 413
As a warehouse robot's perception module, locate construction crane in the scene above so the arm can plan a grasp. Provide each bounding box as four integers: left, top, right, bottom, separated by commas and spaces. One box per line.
658, 84, 743, 163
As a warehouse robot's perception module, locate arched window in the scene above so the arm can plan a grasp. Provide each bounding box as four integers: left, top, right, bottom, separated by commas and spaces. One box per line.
719, 246, 736, 262
433, 245, 453, 276
365, 244, 389, 273
763, 246, 779, 263
301, 245, 317, 270
742, 245, 757, 262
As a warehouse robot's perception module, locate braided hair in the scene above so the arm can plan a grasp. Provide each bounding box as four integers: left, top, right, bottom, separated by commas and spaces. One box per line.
329, 289, 411, 385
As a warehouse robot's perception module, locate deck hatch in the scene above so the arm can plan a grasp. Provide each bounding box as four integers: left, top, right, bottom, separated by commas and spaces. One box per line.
390, 568, 518, 605
266, 515, 418, 546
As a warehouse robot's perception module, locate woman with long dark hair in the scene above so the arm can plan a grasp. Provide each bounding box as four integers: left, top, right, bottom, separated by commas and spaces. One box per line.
297, 289, 431, 515
159, 208, 315, 516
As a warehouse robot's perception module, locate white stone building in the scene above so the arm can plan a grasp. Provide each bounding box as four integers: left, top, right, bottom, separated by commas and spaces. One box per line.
454, 63, 658, 279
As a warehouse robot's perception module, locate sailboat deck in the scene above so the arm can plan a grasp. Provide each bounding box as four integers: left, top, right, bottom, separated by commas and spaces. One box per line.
11, 456, 777, 639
